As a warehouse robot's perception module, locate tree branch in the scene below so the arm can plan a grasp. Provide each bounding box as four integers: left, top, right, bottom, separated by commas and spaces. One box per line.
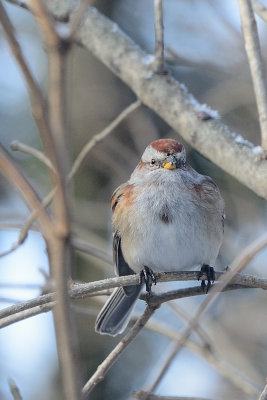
153, 0, 165, 74
81, 304, 159, 397
259, 382, 267, 400
0, 270, 265, 329
10, 140, 56, 172
25, 1, 82, 398
238, 0, 267, 155
71, 6, 267, 199
252, 0, 267, 23
0, 98, 141, 258
0, 144, 53, 237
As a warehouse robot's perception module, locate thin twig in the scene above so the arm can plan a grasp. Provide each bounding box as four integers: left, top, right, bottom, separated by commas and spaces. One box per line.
141, 319, 260, 398
8, 378, 23, 400
167, 302, 214, 350
69, 99, 141, 179
0, 189, 56, 258
252, 0, 267, 23
10, 140, 56, 172
81, 304, 159, 397
0, 2, 58, 165
238, 0, 267, 154
0, 144, 53, 237
138, 231, 267, 397
153, 0, 165, 74
0, 99, 141, 258
259, 382, 267, 400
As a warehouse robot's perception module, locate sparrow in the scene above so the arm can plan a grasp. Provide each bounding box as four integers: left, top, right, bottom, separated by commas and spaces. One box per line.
95, 138, 224, 336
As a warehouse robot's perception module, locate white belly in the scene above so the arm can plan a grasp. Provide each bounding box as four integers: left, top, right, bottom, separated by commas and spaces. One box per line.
120, 186, 223, 273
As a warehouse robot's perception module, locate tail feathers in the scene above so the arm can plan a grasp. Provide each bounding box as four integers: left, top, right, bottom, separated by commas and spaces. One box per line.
95, 285, 142, 336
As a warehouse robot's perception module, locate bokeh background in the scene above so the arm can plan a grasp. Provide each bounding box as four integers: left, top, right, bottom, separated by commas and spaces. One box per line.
0, 0, 267, 399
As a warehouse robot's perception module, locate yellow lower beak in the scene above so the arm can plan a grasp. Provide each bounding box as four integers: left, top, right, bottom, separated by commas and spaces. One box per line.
163, 162, 177, 170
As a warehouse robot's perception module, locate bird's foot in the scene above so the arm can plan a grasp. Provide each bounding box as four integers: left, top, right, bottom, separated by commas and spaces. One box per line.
198, 264, 215, 293
139, 266, 157, 294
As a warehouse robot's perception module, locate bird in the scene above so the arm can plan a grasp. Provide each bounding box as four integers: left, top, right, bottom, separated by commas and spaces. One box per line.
95, 138, 224, 336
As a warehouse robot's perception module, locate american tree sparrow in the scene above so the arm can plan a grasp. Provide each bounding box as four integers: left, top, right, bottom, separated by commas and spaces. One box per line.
95, 139, 224, 336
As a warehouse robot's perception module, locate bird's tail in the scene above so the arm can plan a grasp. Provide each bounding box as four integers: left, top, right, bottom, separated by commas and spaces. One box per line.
95, 285, 142, 336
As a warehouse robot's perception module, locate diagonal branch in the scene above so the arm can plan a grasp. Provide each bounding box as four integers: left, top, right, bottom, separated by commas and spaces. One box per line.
0, 144, 53, 237
72, 6, 267, 198
81, 304, 159, 397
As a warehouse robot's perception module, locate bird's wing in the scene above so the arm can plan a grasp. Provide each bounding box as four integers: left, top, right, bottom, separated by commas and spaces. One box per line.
111, 183, 138, 296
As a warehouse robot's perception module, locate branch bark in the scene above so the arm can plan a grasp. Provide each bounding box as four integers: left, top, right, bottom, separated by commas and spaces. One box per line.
70, 6, 267, 199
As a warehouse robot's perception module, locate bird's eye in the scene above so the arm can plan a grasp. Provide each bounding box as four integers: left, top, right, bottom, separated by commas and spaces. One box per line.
150, 159, 156, 166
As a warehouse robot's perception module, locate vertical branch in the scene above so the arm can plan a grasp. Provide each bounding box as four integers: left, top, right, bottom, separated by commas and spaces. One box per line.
24, 1, 81, 399
153, 0, 165, 74
238, 0, 267, 155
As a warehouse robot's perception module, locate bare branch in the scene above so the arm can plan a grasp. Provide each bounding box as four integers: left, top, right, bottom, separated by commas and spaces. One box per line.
0, 2, 58, 165
8, 378, 23, 400
0, 98, 141, 258
252, 0, 267, 23
238, 0, 267, 154
149, 230, 267, 391
0, 270, 265, 330
259, 382, 267, 400
153, 0, 165, 74
72, 6, 267, 199
0, 144, 53, 237
10, 140, 56, 172
142, 319, 260, 398
0, 189, 56, 258
81, 304, 159, 397
69, 99, 141, 179
24, 1, 81, 398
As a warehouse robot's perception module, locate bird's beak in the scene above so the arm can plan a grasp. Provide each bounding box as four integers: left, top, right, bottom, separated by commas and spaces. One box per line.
163, 155, 177, 170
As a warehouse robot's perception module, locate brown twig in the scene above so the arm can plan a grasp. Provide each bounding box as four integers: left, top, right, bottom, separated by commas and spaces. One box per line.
81, 304, 159, 397
0, 99, 141, 258
0, 144, 53, 237
69, 98, 141, 179
10, 140, 56, 172
0, 2, 58, 167
153, 0, 165, 74
238, 0, 267, 155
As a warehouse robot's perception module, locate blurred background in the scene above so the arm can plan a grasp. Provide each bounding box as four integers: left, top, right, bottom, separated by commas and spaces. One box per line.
0, 0, 267, 399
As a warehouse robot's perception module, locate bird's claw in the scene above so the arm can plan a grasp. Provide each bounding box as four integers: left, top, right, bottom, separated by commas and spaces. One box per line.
198, 264, 215, 293
139, 266, 157, 294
